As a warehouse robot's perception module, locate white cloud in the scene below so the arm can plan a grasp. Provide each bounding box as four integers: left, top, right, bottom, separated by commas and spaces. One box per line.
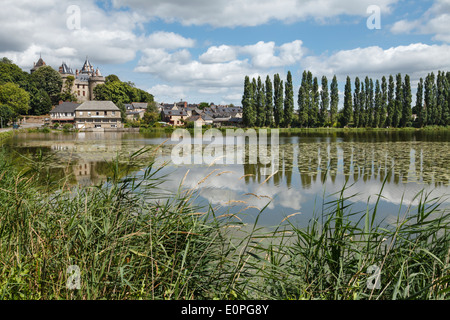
302, 43, 450, 82
135, 40, 305, 104
111, 0, 398, 27
199, 45, 237, 64
147, 31, 196, 49
390, 0, 450, 43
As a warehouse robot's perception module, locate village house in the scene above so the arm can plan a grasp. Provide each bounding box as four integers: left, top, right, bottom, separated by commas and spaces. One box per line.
49, 101, 81, 124
161, 108, 188, 126
74, 101, 123, 130
125, 102, 148, 121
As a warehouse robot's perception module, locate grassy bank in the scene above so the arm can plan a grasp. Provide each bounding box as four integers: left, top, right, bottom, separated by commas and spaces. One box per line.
0, 149, 449, 300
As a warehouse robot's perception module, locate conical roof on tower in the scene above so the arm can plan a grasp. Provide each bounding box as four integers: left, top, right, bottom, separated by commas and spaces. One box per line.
81, 56, 94, 75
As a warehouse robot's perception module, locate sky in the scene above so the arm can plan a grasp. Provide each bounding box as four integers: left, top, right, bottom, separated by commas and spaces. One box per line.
1, 0, 450, 106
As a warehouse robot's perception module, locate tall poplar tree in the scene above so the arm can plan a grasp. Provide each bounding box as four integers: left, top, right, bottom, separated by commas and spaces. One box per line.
256, 76, 266, 127
330, 75, 339, 126
273, 73, 284, 127
342, 76, 353, 127
359, 81, 366, 127
436, 71, 447, 126
265, 75, 274, 127
374, 79, 381, 128
424, 73, 436, 126
242, 76, 256, 127
283, 71, 294, 127
379, 76, 387, 128
319, 75, 329, 127
298, 71, 308, 127
386, 75, 395, 127
309, 76, 319, 127
416, 78, 425, 127
353, 77, 361, 128
401, 74, 412, 127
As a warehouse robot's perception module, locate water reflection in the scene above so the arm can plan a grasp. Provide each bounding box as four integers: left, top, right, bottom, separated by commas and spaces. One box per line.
2, 131, 449, 226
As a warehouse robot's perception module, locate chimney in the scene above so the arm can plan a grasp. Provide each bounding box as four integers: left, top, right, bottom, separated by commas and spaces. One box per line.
59, 100, 63, 105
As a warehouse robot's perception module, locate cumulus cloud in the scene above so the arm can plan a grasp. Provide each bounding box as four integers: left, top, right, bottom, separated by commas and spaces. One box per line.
390, 0, 450, 43
111, 0, 398, 27
147, 31, 196, 49
0, 0, 148, 69
302, 43, 450, 82
135, 40, 306, 103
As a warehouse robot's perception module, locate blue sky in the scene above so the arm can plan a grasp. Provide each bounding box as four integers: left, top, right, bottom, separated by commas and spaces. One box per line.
1, 0, 450, 106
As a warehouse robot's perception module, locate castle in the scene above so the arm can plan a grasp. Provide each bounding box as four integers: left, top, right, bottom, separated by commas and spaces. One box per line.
31, 56, 106, 103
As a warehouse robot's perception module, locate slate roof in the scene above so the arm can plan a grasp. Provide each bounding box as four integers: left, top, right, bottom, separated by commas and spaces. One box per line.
76, 101, 120, 111
131, 102, 148, 109
50, 102, 81, 113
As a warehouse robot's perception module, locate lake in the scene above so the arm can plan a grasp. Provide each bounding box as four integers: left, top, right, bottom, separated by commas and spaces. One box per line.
2, 130, 449, 228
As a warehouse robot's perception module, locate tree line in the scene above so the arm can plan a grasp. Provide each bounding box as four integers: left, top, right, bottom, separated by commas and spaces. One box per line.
242, 70, 450, 128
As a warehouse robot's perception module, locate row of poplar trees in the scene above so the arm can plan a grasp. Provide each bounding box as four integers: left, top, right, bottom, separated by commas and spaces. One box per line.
242, 70, 450, 128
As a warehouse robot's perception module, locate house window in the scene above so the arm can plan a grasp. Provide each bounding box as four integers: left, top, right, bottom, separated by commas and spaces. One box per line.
104, 111, 107, 116
95, 125, 102, 128
112, 112, 115, 116
111, 124, 117, 128
96, 112, 100, 116
83, 91, 85, 97
88, 112, 91, 116
79, 112, 83, 116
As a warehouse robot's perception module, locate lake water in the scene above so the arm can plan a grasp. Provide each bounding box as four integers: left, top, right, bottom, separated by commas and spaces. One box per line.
2, 130, 450, 227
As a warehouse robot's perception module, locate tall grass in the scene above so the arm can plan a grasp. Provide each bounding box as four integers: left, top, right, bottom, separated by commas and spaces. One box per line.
0, 148, 449, 300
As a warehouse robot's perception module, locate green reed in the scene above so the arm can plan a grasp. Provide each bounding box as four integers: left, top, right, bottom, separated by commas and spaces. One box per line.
0, 148, 449, 300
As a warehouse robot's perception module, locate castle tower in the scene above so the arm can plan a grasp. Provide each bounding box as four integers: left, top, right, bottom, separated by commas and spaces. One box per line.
88, 67, 105, 100
30, 54, 46, 73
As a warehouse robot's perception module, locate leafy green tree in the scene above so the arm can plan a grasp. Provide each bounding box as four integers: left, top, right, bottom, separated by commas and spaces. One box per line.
436, 71, 448, 126
29, 88, 52, 116
105, 74, 121, 84
374, 79, 381, 128
256, 76, 266, 127
367, 79, 376, 127
60, 75, 78, 102
392, 73, 403, 128
386, 75, 395, 127
0, 82, 30, 115
442, 72, 450, 126
0, 58, 29, 88
401, 74, 412, 127
353, 77, 361, 127
198, 102, 210, 109
273, 73, 284, 127
379, 76, 387, 128
298, 71, 309, 127
29, 66, 63, 106
309, 76, 319, 127
265, 75, 274, 127
115, 101, 127, 122
424, 72, 436, 126
342, 76, 353, 127
330, 75, 339, 126
283, 71, 294, 127
242, 76, 256, 127
0, 104, 14, 126
416, 78, 425, 128
359, 81, 366, 127
94, 78, 153, 104
319, 75, 329, 127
